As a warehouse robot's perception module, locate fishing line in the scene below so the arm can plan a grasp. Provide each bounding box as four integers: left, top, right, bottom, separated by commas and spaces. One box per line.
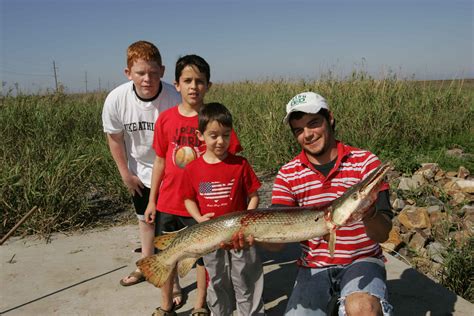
0, 265, 128, 314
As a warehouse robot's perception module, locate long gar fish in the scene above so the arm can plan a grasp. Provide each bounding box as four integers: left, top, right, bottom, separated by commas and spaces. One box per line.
137, 163, 390, 288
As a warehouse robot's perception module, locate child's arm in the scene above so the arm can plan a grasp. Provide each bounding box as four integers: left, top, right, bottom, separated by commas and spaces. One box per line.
144, 156, 165, 224
247, 192, 259, 210
184, 199, 214, 223
107, 133, 144, 195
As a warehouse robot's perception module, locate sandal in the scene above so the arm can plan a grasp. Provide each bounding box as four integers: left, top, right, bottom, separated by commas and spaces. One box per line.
119, 270, 145, 286
152, 307, 177, 316
191, 307, 210, 316
172, 290, 186, 310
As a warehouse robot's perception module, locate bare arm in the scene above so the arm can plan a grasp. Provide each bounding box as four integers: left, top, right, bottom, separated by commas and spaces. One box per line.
184, 199, 214, 223
106, 133, 143, 196
144, 156, 165, 224
247, 192, 259, 210
363, 208, 392, 243
362, 190, 393, 243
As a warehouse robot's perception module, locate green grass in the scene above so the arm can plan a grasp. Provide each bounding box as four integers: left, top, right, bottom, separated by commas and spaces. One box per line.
208, 76, 473, 173
1, 74, 473, 236
0, 91, 129, 238
440, 238, 473, 301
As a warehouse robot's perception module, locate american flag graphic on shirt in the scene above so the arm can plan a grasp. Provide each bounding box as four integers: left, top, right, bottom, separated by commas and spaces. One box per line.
199, 179, 235, 200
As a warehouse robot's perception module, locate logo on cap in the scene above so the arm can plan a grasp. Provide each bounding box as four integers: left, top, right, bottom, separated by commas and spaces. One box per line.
289, 94, 307, 108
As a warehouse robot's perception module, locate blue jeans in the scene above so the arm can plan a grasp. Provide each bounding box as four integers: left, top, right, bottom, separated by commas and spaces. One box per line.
285, 258, 393, 316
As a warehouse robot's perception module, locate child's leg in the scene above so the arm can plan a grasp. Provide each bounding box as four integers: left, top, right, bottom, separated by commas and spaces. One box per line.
135, 187, 155, 258
160, 267, 177, 312
155, 213, 183, 307
139, 219, 155, 257
203, 249, 234, 315
230, 247, 265, 315
195, 260, 207, 309
120, 189, 153, 286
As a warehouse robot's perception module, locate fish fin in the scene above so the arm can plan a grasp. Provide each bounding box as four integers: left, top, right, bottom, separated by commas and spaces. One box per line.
154, 233, 178, 250
177, 257, 198, 278
329, 229, 336, 258
136, 254, 173, 288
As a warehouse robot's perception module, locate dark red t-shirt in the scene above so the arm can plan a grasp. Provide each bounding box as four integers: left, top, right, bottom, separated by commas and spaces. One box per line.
153, 106, 242, 216
182, 154, 261, 218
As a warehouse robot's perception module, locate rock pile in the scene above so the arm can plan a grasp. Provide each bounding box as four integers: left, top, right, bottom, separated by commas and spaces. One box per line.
382, 163, 473, 282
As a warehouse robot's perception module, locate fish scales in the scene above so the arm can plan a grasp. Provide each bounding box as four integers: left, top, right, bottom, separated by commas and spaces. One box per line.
137, 163, 391, 287
160, 208, 327, 263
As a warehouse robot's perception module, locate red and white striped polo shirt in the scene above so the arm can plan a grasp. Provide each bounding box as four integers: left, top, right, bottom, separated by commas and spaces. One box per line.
271, 141, 389, 268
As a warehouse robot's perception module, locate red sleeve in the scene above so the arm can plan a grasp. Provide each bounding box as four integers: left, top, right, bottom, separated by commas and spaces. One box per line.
271, 170, 297, 206
181, 166, 197, 201
228, 129, 243, 154
242, 159, 261, 195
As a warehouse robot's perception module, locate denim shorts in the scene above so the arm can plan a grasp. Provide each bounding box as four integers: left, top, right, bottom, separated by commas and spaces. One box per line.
285, 258, 393, 316
132, 187, 150, 221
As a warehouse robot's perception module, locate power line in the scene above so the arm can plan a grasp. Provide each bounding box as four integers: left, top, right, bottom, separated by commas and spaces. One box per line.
0, 69, 53, 77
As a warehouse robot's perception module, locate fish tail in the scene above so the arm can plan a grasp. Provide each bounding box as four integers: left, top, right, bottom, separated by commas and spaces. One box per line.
177, 257, 199, 278
136, 254, 173, 288
154, 232, 178, 250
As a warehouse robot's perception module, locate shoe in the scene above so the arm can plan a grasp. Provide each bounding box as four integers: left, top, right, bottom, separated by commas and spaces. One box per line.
119, 270, 145, 286
172, 290, 186, 310
152, 307, 177, 316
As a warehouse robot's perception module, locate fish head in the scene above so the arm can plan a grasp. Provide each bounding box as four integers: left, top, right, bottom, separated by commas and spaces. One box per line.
329, 163, 391, 226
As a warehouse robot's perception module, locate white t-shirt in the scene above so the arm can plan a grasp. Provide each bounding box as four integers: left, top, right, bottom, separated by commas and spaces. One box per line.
102, 80, 180, 187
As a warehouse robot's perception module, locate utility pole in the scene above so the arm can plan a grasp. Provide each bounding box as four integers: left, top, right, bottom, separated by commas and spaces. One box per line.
98, 77, 101, 92
52, 60, 58, 92
85, 71, 88, 93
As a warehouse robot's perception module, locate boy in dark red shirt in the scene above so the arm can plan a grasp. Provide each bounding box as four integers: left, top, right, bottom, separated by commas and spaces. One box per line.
144, 56, 241, 316
183, 103, 264, 316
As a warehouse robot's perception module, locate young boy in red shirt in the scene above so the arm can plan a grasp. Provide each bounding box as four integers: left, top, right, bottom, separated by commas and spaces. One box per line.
182, 102, 265, 316
144, 56, 241, 316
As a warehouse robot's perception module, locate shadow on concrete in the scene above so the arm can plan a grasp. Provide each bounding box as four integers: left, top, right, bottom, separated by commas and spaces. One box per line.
258, 243, 301, 316
174, 245, 464, 316
388, 268, 457, 316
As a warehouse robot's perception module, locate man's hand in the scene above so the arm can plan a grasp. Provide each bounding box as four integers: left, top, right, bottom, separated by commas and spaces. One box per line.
122, 172, 144, 196
220, 231, 255, 250
362, 206, 378, 222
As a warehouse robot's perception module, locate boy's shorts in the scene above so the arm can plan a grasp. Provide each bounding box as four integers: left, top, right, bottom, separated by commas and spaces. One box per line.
132, 187, 150, 221
285, 258, 393, 316
156, 211, 204, 266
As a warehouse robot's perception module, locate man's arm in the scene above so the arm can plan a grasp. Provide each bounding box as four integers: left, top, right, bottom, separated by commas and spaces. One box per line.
144, 156, 165, 224
106, 133, 144, 196
363, 190, 392, 243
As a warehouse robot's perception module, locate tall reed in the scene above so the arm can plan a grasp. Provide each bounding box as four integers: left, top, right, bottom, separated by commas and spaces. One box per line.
1, 92, 128, 237
208, 75, 473, 172
1, 74, 472, 237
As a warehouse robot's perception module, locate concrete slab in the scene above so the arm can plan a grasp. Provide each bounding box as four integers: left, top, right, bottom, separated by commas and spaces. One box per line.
1, 224, 472, 315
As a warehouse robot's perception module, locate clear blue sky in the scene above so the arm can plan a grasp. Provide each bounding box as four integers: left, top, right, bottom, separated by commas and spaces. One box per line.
1, 0, 473, 93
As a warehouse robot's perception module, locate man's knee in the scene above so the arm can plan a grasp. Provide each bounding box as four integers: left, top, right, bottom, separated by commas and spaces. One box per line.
344, 292, 382, 316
